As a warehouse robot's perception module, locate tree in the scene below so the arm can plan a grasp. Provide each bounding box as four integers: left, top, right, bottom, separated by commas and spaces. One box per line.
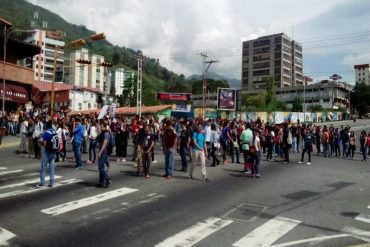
120, 73, 136, 107
112, 51, 120, 65
265, 76, 276, 106
309, 105, 323, 112
291, 97, 303, 112
351, 82, 370, 116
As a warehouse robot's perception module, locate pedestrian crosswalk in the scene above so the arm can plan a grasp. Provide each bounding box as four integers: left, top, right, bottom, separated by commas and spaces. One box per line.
0, 227, 16, 246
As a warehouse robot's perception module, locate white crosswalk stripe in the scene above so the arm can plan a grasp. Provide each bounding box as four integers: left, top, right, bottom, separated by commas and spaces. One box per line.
0, 167, 8, 171
0, 170, 23, 176
0, 179, 82, 199
0, 175, 62, 190
155, 217, 233, 247
233, 216, 301, 247
41, 187, 138, 216
355, 214, 370, 224
0, 227, 16, 246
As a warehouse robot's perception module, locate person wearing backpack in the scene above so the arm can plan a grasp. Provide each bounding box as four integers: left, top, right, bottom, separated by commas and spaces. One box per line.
97, 122, 112, 188
37, 120, 58, 188
189, 124, 209, 182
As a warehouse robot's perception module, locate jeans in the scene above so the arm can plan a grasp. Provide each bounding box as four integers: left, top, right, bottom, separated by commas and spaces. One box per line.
89, 139, 97, 162
323, 143, 330, 157
164, 148, 175, 176
250, 152, 261, 175
342, 142, 349, 158
242, 149, 250, 171
292, 137, 297, 153
211, 145, 220, 166
179, 145, 187, 169
98, 150, 110, 185
361, 146, 367, 161
301, 146, 312, 162
142, 151, 152, 175
40, 151, 56, 186
267, 144, 273, 161
74, 142, 83, 167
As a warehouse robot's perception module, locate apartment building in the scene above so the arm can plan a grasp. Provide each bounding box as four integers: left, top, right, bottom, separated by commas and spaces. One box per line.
24, 29, 65, 82
64, 48, 105, 92
354, 64, 370, 85
113, 68, 135, 96
242, 33, 303, 91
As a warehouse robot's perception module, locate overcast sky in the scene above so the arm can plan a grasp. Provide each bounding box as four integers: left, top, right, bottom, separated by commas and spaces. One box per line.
28, 0, 370, 84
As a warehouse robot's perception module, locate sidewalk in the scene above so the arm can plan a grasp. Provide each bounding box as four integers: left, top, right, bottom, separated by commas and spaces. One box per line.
0, 135, 20, 149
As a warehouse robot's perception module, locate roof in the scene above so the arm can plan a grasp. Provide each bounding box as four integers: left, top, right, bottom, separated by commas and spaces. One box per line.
68, 105, 172, 116
33, 81, 104, 93
0, 17, 12, 28
354, 64, 369, 69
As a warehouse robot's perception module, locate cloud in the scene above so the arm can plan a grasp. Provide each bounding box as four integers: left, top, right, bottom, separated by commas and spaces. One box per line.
27, 0, 369, 84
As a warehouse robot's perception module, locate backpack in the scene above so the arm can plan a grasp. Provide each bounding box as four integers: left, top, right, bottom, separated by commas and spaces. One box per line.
46, 130, 59, 152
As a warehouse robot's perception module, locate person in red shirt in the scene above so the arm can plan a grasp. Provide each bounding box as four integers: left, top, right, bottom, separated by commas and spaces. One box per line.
163, 120, 177, 178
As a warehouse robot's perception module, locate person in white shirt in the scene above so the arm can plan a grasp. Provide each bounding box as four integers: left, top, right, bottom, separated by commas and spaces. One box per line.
204, 120, 212, 159
87, 122, 98, 164
32, 117, 43, 159
56, 123, 69, 162
18, 118, 29, 154
250, 130, 262, 178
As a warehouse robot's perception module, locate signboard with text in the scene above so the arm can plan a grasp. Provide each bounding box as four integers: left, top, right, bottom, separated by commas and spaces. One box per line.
156, 93, 191, 101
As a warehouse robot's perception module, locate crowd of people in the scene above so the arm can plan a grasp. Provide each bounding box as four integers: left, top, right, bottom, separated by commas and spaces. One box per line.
1, 109, 370, 188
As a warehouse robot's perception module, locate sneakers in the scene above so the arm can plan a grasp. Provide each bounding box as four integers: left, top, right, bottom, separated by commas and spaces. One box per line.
121, 158, 126, 162
152, 160, 158, 164
47, 183, 54, 188
307, 162, 311, 165
298, 161, 303, 164
36, 184, 44, 188
255, 174, 261, 178
87, 160, 93, 164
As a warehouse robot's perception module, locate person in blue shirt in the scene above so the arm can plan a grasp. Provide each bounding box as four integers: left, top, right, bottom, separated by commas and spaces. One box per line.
73, 118, 84, 169
37, 120, 57, 188
189, 124, 209, 182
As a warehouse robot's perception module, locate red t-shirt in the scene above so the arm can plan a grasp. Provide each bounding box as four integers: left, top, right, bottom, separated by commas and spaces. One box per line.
164, 127, 176, 149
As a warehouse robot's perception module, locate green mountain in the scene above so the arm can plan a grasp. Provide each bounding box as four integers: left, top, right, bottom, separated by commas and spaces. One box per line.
0, 0, 189, 105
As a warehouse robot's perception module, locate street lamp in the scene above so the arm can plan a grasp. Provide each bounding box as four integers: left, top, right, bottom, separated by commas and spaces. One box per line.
50, 33, 105, 116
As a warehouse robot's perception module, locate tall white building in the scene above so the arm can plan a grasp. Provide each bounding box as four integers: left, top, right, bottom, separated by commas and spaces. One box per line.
112, 68, 134, 96
354, 64, 370, 85
64, 48, 105, 91
64, 48, 89, 87
88, 54, 104, 91
24, 29, 65, 82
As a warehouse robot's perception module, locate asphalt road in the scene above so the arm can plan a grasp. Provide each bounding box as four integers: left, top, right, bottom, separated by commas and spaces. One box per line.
1, 121, 370, 247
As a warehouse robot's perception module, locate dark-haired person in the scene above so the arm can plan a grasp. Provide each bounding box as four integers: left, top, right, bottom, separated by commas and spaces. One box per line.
37, 120, 57, 188
97, 123, 112, 188
163, 120, 177, 179
189, 124, 209, 182
141, 125, 155, 178
73, 118, 84, 169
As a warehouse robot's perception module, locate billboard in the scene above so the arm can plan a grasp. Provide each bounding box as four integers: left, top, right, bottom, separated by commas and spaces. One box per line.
156, 93, 191, 101
217, 88, 236, 111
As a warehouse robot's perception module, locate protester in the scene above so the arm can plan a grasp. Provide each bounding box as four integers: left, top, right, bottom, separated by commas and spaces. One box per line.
189, 124, 209, 182
210, 123, 220, 167
140, 125, 155, 178
163, 120, 177, 179
97, 122, 112, 188
73, 118, 84, 169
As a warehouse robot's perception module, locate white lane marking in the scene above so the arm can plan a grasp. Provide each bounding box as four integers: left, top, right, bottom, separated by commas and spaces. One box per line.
343, 226, 370, 242
355, 214, 370, 224
0, 227, 16, 246
155, 217, 233, 247
233, 216, 301, 247
0, 173, 39, 182
0, 179, 81, 199
0, 167, 7, 170
0, 176, 62, 190
0, 170, 23, 176
41, 187, 138, 216
270, 234, 349, 247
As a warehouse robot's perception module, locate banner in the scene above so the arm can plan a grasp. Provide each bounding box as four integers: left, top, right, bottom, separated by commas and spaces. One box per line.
157, 93, 191, 101
110, 103, 117, 118
98, 105, 109, 119
175, 103, 191, 112
217, 88, 236, 111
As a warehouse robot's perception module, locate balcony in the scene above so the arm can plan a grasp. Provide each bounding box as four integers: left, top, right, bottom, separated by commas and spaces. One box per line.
0, 61, 34, 85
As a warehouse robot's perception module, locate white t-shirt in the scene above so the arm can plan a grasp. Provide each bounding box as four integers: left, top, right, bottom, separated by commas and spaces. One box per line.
205, 125, 212, 142
254, 136, 261, 152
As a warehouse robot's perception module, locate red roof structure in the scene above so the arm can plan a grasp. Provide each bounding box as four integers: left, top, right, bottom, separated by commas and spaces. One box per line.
68, 105, 172, 116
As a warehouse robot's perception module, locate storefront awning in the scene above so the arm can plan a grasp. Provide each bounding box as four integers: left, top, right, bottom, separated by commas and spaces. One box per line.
0, 83, 29, 103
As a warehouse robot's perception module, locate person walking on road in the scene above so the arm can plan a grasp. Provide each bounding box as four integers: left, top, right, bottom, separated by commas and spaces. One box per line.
178, 121, 190, 172
37, 120, 58, 188
163, 120, 177, 179
360, 130, 367, 162
210, 124, 220, 167
241, 123, 253, 173
141, 125, 155, 178
73, 118, 84, 169
189, 124, 209, 182
97, 122, 112, 188
299, 128, 315, 165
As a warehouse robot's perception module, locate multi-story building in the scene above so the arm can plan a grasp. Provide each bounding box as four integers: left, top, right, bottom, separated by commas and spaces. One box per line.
354, 64, 370, 84
24, 29, 65, 82
64, 48, 105, 92
88, 53, 104, 91
242, 33, 303, 91
113, 68, 135, 96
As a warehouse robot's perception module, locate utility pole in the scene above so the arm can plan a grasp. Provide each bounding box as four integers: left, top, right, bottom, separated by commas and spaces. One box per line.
199, 52, 219, 118
132, 54, 143, 117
